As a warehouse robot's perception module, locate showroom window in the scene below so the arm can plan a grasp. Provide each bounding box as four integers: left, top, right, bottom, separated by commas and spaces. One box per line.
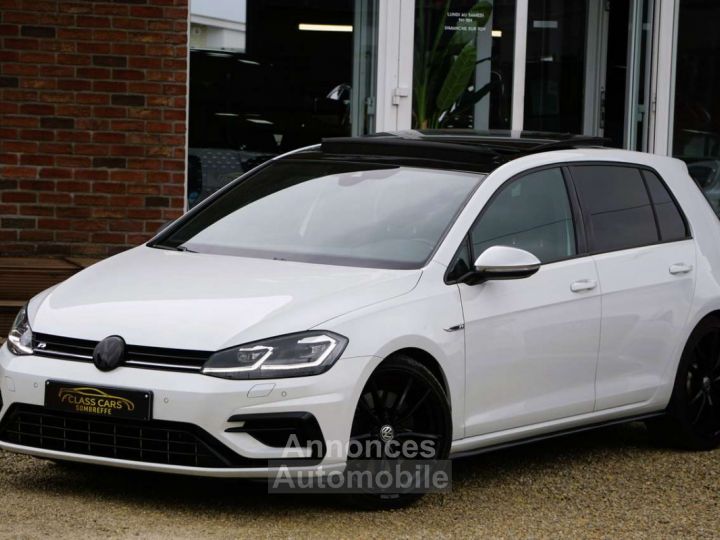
523, 0, 587, 134
187, 0, 378, 207
672, 0, 720, 215
412, 0, 516, 130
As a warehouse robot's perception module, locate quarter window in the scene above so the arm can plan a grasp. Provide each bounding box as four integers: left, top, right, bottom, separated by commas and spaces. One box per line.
470, 168, 576, 263
641, 170, 689, 242
571, 165, 658, 253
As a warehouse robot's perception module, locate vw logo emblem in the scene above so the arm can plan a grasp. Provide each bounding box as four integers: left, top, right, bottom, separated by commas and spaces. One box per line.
93, 335, 126, 372
379, 424, 395, 442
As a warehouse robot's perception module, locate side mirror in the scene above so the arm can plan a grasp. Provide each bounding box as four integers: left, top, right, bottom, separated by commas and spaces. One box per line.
468, 246, 541, 284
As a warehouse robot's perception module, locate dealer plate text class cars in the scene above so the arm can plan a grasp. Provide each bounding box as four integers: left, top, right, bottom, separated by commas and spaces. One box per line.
3, 131, 720, 507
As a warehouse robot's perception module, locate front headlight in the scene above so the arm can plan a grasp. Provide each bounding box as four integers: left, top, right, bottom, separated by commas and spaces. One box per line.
7, 305, 33, 356
202, 331, 348, 380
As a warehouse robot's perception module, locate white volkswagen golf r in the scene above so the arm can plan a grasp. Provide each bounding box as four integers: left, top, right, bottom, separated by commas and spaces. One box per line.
2, 131, 720, 507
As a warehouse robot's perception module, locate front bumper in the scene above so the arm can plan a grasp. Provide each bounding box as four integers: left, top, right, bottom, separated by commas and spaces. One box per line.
0, 343, 378, 478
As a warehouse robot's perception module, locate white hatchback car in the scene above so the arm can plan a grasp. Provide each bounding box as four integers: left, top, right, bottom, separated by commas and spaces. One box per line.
2, 131, 720, 507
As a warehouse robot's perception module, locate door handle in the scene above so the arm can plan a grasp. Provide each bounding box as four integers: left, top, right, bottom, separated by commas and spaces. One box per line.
570, 279, 597, 293
669, 263, 693, 275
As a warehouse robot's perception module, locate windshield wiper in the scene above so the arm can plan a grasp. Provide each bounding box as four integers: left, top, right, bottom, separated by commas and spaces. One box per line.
152, 244, 196, 253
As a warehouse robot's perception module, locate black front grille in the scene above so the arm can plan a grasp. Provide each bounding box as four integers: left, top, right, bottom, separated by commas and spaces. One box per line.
0, 405, 250, 468
32, 333, 211, 373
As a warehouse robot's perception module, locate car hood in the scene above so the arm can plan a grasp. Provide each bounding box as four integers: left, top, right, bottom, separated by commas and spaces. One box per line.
30, 246, 422, 350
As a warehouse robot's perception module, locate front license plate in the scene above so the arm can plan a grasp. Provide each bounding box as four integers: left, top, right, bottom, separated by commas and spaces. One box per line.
44, 381, 152, 420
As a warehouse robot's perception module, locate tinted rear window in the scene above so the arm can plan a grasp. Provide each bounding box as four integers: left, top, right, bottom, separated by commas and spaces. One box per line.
571, 165, 658, 253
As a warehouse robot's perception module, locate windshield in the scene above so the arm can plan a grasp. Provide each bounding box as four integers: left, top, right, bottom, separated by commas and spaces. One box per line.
156, 160, 483, 269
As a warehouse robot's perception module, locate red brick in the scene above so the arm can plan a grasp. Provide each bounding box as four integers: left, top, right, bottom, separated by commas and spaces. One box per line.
3, 140, 38, 152
56, 231, 90, 243
18, 179, 54, 191
39, 167, 72, 179
77, 16, 111, 28
74, 169, 108, 181
56, 130, 90, 142
57, 28, 88, 40
18, 230, 53, 241
38, 218, 72, 230
2, 167, 38, 179
18, 51, 55, 64
55, 155, 91, 168
113, 17, 146, 30
4, 38, 40, 50
111, 43, 145, 56
39, 142, 72, 154
76, 92, 111, 105
72, 219, 107, 230
92, 232, 126, 244
92, 30, 127, 42
56, 206, 92, 218
57, 78, 92, 91
93, 106, 127, 118
4, 116, 39, 128
74, 195, 110, 208
38, 193, 72, 205
77, 42, 111, 55
57, 53, 91, 66
4, 63, 40, 76
20, 78, 57, 89
3, 191, 37, 202
18, 204, 53, 216
93, 132, 126, 144
20, 154, 54, 166
19, 103, 54, 115
76, 67, 111, 79
57, 180, 91, 192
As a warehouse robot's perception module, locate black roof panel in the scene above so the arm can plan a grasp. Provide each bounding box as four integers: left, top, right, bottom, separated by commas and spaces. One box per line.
319, 130, 609, 173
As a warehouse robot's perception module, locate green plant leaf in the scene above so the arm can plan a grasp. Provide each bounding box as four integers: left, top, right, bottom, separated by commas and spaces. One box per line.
435, 41, 477, 113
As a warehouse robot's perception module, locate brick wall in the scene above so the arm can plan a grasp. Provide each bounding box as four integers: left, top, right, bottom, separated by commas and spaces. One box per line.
0, 0, 188, 257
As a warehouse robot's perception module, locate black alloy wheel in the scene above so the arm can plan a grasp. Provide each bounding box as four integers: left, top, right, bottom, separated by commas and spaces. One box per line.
647, 316, 720, 450
348, 355, 451, 509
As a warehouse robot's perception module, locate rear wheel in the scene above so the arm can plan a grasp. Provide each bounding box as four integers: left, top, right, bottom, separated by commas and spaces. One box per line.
348, 355, 451, 510
647, 316, 720, 450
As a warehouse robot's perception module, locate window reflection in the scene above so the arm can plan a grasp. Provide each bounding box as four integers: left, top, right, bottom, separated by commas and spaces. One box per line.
188, 0, 377, 207
673, 0, 720, 215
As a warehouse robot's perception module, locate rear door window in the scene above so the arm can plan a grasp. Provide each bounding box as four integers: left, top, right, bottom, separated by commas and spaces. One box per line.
570, 165, 658, 253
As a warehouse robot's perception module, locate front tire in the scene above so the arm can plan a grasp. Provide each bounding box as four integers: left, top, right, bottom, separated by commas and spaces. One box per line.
348, 354, 452, 510
647, 316, 720, 450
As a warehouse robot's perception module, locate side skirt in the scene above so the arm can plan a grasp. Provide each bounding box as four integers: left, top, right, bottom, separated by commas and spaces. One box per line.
450, 411, 665, 460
